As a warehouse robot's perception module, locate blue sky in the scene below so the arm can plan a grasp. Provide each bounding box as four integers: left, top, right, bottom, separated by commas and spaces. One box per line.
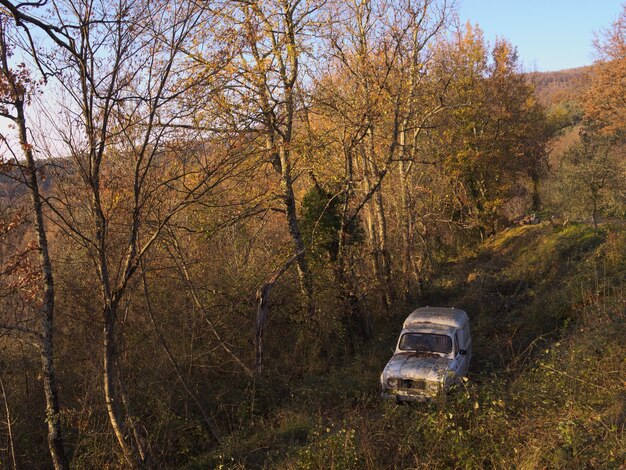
458, 0, 625, 71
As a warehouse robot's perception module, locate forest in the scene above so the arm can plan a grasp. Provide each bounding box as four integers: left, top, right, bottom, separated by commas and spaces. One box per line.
0, 0, 624, 468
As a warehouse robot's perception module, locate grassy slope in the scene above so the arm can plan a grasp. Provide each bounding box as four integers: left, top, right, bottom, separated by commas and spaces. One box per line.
202, 223, 626, 469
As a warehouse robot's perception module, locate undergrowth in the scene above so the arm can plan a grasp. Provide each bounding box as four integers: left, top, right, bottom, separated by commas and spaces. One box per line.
199, 223, 626, 469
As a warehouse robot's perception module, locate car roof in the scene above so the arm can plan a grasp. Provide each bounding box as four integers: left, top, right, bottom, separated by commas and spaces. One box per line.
403, 307, 468, 329
401, 322, 456, 335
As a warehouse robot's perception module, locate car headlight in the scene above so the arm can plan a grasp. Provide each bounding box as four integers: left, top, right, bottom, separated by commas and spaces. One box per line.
428, 381, 440, 392
387, 377, 399, 388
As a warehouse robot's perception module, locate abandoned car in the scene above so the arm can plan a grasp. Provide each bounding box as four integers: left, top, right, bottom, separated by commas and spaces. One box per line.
380, 307, 472, 402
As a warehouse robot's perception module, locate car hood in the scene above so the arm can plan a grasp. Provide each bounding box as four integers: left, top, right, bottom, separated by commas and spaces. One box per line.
383, 353, 452, 382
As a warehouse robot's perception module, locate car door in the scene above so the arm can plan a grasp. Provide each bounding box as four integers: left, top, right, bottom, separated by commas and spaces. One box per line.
453, 331, 469, 378
446, 332, 461, 382
461, 324, 472, 376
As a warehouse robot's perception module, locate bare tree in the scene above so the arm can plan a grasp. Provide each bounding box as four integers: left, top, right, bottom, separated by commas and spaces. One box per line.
232, 0, 321, 315
0, 0, 235, 465
0, 16, 69, 470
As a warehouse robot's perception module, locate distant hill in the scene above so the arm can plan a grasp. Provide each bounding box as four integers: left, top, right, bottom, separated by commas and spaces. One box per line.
527, 66, 592, 163
529, 65, 592, 107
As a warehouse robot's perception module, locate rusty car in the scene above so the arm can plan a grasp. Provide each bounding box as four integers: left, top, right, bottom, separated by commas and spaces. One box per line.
380, 307, 472, 402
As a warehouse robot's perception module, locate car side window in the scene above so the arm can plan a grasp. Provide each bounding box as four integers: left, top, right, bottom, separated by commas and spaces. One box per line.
454, 332, 459, 356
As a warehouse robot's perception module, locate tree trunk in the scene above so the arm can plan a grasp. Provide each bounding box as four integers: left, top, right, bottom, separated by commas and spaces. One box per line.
39, 332, 68, 470
372, 179, 393, 306
333, 148, 370, 341
103, 306, 142, 469
531, 167, 541, 213
14, 95, 69, 470
360, 142, 393, 308
0, 374, 17, 470
399, 159, 415, 303
243, 1, 315, 317
278, 147, 315, 315
364, 202, 385, 304
592, 197, 598, 232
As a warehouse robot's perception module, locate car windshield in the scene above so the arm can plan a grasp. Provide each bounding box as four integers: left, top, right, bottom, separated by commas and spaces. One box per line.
398, 333, 452, 354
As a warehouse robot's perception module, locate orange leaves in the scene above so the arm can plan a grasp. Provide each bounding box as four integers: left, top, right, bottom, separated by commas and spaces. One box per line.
0, 218, 22, 237
0, 213, 39, 301
583, 57, 626, 136
2, 240, 43, 305
593, 4, 626, 63
584, 4, 626, 136
0, 61, 39, 105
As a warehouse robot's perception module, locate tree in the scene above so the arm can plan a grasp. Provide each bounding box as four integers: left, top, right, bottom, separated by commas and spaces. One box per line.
231, 0, 319, 315
432, 26, 549, 238
300, 183, 363, 264
557, 134, 624, 230
0, 0, 233, 465
0, 16, 69, 470
310, 0, 451, 309
584, 4, 626, 138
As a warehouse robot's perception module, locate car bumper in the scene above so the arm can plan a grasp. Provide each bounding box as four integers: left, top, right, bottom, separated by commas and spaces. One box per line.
381, 389, 438, 402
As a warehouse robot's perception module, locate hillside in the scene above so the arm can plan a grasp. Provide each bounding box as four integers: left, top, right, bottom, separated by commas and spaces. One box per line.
530, 67, 591, 169
206, 223, 626, 469
530, 66, 591, 108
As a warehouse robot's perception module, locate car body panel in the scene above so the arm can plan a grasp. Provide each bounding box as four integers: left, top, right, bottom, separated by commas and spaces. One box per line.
383, 353, 453, 382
